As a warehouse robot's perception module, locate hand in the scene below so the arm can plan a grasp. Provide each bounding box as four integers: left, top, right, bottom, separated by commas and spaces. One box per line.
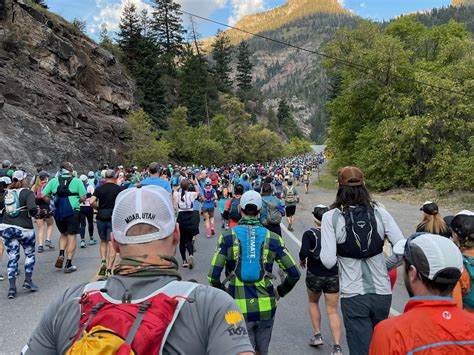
274, 287, 280, 301
299, 259, 306, 269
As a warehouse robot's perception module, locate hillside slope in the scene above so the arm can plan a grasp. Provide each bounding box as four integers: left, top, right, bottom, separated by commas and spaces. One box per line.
0, 0, 135, 171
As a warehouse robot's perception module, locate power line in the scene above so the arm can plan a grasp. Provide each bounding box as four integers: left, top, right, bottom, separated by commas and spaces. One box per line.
178, 8, 474, 99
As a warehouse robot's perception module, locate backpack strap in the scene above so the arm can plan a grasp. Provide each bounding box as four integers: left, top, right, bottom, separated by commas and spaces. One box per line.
158, 281, 199, 353
308, 228, 319, 254
332, 208, 342, 234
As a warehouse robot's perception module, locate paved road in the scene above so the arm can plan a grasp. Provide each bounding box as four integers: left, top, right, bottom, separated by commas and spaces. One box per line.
0, 182, 452, 355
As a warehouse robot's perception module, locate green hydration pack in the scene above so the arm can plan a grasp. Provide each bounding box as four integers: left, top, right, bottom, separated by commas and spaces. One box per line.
225, 225, 273, 283
463, 254, 474, 311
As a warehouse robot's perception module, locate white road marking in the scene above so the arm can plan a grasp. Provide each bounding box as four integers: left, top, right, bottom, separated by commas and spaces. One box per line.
281, 223, 403, 317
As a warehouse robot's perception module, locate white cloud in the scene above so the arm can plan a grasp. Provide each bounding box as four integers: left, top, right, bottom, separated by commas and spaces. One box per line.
228, 0, 266, 25
90, 0, 228, 36
337, 0, 344, 6
90, 0, 151, 36
360, 2, 367, 8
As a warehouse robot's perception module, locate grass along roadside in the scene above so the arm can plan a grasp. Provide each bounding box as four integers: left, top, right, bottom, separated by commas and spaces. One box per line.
312, 165, 473, 213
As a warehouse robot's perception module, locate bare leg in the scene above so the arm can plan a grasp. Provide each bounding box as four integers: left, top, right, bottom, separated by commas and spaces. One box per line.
66, 235, 76, 260
36, 219, 44, 246
324, 292, 342, 345
107, 241, 116, 270
307, 289, 322, 334
59, 233, 68, 251
46, 217, 54, 242
100, 240, 107, 261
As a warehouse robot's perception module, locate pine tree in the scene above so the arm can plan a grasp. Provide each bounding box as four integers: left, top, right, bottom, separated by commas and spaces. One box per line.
277, 99, 302, 138
212, 30, 233, 91
151, 0, 186, 59
236, 41, 253, 94
33, 0, 48, 9
117, 2, 142, 76
99, 23, 113, 49
179, 46, 217, 127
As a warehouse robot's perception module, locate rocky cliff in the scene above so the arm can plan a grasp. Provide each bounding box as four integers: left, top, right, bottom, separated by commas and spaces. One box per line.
0, 0, 135, 172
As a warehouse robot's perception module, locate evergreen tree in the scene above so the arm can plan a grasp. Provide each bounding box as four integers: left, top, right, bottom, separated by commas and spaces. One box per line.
236, 41, 253, 93
179, 46, 217, 127
99, 23, 113, 49
151, 0, 186, 61
33, 0, 48, 9
277, 98, 302, 138
117, 3, 142, 75
118, 3, 168, 129
212, 30, 233, 91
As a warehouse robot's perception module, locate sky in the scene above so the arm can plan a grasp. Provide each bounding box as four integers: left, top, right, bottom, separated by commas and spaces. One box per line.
46, 0, 453, 40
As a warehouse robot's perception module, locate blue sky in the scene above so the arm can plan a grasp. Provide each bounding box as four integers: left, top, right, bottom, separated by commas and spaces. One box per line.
46, 0, 453, 40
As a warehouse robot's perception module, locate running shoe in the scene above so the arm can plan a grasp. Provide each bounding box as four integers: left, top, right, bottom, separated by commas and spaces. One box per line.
80, 240, 86, 248
55, 255, 64, 269
98, 262, 107, 276
7, 288, 16, 299
45, 240, 55, 250
105, 269, 112, 278
22, 281, 39, 292
182, 261, 189, 268
187, 256, 194, 270
89, 239, 97, 245
0, 273, 4, 281
211, 229, 215, 236
64, 265, 77, 274
309, 333, 324, 347
331, 345, 343, 355
37, 245, 44, 253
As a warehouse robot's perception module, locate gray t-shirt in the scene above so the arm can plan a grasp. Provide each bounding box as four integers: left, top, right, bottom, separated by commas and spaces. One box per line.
23, 276, 254, 355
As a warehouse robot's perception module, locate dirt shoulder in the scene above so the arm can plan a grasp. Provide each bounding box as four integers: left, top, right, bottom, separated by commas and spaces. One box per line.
313, 166, 473, 214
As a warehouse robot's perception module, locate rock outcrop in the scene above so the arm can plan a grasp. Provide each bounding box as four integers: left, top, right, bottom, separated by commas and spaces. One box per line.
0, 0, 135, 172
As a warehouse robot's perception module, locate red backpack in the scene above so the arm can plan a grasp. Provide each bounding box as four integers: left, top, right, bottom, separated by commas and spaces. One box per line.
67, 280, 198, 355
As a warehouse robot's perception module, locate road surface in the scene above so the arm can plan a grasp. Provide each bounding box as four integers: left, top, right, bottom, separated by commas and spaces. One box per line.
0, 181, 451, 354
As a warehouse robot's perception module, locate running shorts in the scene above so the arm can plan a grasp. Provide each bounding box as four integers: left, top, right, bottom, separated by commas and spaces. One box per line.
306, 271, 340, 294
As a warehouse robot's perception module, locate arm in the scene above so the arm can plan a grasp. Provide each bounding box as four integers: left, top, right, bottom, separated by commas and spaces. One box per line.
274, 235, 301, 297
77, 180, 87, 203
223, 199, 232, 221
378, 207, 405, 270
320, 211, 338, 269
26, 191, 38, 217
41, 180, 53, 204
90, 189, 99, 210
208, 234, 230, 290
299, 231, 312, 262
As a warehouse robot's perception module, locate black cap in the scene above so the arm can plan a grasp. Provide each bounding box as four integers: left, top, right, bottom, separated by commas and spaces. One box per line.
420, 201, 439, 216
450, 211, 474, 240
312, 205, 329, 222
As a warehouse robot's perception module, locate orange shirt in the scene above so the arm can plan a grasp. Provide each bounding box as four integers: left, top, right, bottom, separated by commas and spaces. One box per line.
224, 197, 241, 229
370, 297, 474, 355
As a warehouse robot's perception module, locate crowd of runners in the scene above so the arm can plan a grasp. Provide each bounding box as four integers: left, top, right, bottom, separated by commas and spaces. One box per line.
0, 154, 473, 354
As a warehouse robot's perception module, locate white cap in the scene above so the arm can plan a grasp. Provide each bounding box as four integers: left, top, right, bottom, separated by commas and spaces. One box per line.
0, 176, 11, 184
240, 190, 262, 210
12, 170, 26, 181
205, 178, 212, 185
79, 174, 88, 181
393, 233, 463, 284
112, 186, 176, 245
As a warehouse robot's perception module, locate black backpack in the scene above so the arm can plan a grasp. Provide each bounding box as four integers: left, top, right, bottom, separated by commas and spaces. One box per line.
308, 228, 322, 260
228, 197, 241, 221
53, 177, 78, 221
334, 206, 384, 259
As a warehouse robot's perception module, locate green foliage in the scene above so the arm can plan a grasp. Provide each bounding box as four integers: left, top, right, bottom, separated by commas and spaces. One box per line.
277, 99, 303, 138
151, 0, 186, 59
179, 47, 218, 126
212, 30, 233, 91
71, 18, 86, 33
236, 41, 253, 95
126, 110, 170, 167
324, 17, 474, 191
284, 138, 313, 156
32, 0, 48, 9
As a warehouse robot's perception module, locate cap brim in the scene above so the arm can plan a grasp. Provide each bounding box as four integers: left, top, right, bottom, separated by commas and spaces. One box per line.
393, 239, 407, 256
